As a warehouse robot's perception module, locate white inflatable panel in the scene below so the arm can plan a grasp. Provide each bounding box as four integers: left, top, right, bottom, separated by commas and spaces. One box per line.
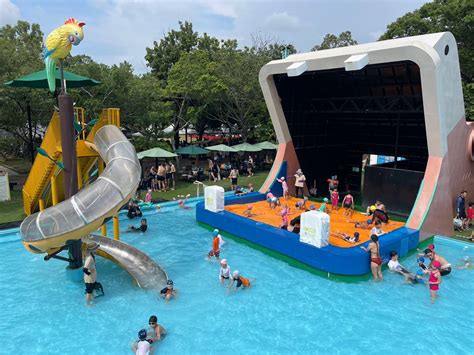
299, 211, 330, 248
204, 185, 225, 212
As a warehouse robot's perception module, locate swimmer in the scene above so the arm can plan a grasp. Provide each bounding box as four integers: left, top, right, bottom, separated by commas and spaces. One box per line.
429, 260, 442, 303
387, 251, 418, 284
127, 218, 148, 233
417, 256, 428, 271
156, 205, 161, 212
332, 231, 360, 244
176, 194, 192, 209
160, 280, 177, 301
147, 315, 167, 343
207, 230, 221, 260
276, 176, 289, 200
456, 256, 473, 270
295, 196, 309, 210
219, 259, 232, 284
131, 329, 152, 355
228, 270, 253, 291
319, 198, 329, 213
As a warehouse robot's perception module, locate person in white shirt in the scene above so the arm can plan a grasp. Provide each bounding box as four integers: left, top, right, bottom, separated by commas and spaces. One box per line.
219, 258, 232, 284
132, 329, 151, 355
388, 251, 418, 284
294, 169, 306, 197
83, 242, 99, 306
370, 220, 385, 237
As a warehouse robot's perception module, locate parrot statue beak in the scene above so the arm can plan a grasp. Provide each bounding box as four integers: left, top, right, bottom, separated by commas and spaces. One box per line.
69, 35, 81, 46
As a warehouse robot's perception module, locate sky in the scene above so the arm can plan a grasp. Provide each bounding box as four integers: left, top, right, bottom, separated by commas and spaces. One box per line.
1, 0, 429, 74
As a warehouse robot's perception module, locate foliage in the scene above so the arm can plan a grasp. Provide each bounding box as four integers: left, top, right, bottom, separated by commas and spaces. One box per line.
311, 31, 358, 51
0, 137, 21, 159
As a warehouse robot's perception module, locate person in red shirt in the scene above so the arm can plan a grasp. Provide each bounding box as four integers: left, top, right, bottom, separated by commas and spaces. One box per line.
207, 232, 220, 260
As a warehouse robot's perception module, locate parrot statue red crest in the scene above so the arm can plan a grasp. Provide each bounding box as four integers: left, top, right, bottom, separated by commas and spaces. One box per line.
43, 18, 86, 92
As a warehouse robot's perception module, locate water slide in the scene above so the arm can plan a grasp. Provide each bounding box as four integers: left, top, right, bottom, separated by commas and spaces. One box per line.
20, 125, 140, 254
88, 234, 168, 289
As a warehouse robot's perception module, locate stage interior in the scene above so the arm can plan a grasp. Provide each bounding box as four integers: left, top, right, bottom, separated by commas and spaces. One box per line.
225, 197, 405, 248
273, 61, 428, 216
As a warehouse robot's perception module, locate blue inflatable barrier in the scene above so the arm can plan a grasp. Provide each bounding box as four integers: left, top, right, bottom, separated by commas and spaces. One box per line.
196, 193, 419, 276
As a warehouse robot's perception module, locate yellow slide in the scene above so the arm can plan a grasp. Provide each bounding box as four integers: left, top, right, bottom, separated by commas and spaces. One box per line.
20, 124, 140, 254
22, 108, 120, 216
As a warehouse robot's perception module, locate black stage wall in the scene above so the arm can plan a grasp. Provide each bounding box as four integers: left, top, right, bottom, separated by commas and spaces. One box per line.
362, 165, 424, 216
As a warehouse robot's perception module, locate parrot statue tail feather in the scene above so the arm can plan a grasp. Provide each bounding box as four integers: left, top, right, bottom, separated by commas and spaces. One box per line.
44, 54, 57, 93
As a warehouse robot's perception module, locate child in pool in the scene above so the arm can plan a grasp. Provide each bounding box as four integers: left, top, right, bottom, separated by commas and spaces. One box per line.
128, 218, 147, 233
160, 280, 177, 301
145, 188, 152, 203
428, 260, 442, 303
175, 194, 191, 209
456, 256, 473, 269
228, 270, 253, 291
207, 230, 221, 261
276, 177, 289, 200
330, 189, 339, 211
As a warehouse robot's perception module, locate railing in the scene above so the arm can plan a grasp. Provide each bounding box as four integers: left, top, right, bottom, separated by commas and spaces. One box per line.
193, 180, 208, 197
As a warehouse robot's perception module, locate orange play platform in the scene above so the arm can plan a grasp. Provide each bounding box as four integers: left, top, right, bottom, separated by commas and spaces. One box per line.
225, 197, 405, 247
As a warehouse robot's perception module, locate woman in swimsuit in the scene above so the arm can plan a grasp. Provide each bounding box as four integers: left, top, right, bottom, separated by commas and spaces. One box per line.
341, 192, 354, 221
360, 234, 383, 280
429, 260, 442, 303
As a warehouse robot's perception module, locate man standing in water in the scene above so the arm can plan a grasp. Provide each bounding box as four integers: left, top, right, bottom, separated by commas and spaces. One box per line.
83, 242, 99, 306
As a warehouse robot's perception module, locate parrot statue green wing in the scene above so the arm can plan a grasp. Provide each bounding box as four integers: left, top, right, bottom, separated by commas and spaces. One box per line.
43, 18, 85, 92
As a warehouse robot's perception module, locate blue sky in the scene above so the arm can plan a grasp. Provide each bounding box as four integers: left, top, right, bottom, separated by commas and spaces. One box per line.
1, 0, 429, 74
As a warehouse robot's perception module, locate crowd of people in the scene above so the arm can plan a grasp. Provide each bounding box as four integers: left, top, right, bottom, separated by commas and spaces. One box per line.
141, 162, 177, 192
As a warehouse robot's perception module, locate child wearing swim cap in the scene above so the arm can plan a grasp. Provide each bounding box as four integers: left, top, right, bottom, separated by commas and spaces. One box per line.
429, 261, 442, 303
276, 176, 289, 200
228, 270, 252, 290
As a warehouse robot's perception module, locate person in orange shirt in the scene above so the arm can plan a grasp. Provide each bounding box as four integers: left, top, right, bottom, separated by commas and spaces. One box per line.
207, 231, 220, 260
228, 270, 252, 290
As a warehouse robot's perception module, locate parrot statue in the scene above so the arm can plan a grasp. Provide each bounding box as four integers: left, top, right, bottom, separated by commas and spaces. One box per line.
43, 18, 85, 92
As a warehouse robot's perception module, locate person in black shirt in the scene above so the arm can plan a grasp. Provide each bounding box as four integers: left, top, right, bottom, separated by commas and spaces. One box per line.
128, 218, 147, 233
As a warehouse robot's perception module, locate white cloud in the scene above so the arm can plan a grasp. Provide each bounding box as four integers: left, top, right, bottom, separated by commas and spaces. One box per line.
264, 12, 301, 32
0, 0, 20, 26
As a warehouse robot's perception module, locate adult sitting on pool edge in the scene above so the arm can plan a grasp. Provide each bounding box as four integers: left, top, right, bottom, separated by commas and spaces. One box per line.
425, 248, 451, 276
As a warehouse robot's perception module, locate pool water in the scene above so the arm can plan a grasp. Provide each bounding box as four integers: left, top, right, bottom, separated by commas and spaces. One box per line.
0, 199, 473, 354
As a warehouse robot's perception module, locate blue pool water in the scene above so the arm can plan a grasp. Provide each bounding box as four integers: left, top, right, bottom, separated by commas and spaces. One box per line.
0, 199, 473, 354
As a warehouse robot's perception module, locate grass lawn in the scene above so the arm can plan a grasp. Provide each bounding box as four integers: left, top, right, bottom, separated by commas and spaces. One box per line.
0, 190, 25, 225
147, 171, 270, 201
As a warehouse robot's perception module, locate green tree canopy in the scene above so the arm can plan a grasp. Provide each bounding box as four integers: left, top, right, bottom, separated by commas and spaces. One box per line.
311, 31, 358, 51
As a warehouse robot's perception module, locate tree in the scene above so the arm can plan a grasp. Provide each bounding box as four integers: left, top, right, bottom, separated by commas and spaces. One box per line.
311, 31, 358, 51
145, 21, 199, 82
164, 50, 226, 148
379, 0, 474, 119
0, 21, 52, 160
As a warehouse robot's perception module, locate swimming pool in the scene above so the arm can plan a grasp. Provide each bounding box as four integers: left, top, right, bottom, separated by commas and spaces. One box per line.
0, 199, 473, 354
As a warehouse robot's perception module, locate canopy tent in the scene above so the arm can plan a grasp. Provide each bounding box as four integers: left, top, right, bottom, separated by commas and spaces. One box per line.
137, 147, 177, 159
231, 142, 262, 152
206, 144, 238, 153
4, 68, 101, 89
255, 141, 278, 150
175, 145, 209, 155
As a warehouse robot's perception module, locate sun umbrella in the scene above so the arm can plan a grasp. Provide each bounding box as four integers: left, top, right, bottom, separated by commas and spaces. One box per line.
255, 141, 278, 150
231, 142, 262, 152
4, 68, 101, 89
175, 145, 209, 155
4, 68, 101, 163
137, 147, 177, 159
206, 144, 238, 153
